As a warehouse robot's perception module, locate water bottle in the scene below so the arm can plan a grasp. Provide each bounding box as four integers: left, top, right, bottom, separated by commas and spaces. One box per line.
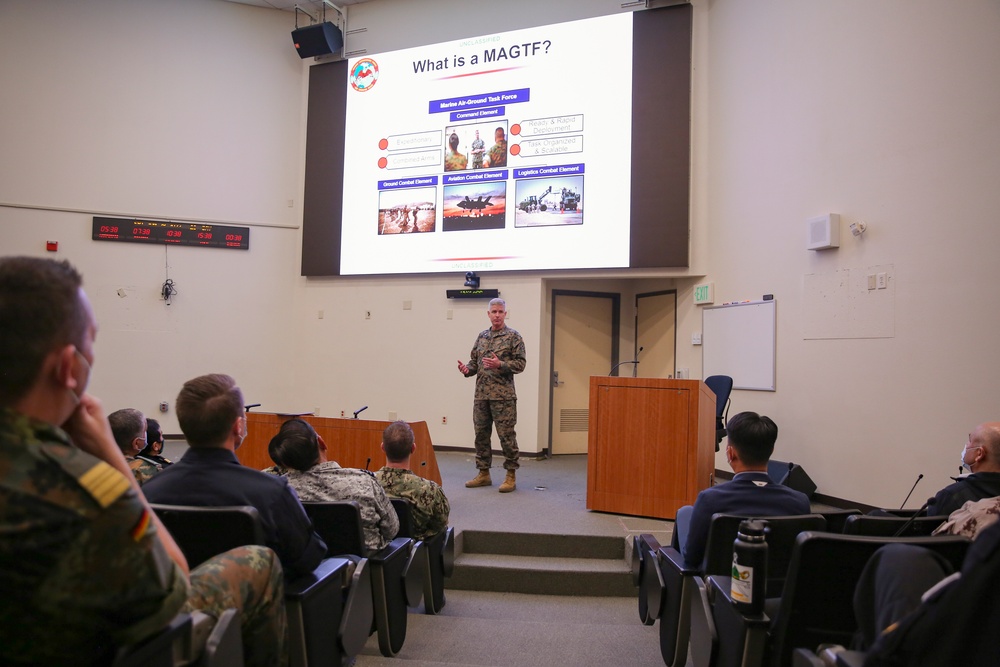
731, 518, 768, 615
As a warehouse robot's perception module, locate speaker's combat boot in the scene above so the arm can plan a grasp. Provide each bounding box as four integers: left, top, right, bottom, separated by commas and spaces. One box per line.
465, 469, 492, 488
498, 470, 516, 493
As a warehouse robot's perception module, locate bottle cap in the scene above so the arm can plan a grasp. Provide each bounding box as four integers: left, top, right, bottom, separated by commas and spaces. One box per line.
738, 518, 768, 538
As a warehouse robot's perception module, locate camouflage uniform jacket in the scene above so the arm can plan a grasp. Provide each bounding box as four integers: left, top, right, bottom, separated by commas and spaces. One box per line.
285, 461, 399, 552
375, 466, 450, 540
0, 408, 188, 666
444, 150, 467, 171
463, 325, 527, 400
128, 455, 161, 485
488, 139, 507, 167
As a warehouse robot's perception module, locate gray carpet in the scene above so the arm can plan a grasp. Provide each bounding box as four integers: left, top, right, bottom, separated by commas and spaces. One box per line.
354, 589, 664, 666
350, 452, 672, 665
437, 450, 674, 546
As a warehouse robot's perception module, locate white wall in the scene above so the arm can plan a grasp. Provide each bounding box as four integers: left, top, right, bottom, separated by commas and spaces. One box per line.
690, 0, 1000, 507
0, 0, 307, 432
2, 0, 999, 508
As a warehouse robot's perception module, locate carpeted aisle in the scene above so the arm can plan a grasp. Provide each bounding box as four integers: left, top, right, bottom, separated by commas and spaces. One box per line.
354, 589, 664, 666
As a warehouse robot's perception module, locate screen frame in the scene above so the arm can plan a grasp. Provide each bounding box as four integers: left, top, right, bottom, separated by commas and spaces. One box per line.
301, 4, 691, 277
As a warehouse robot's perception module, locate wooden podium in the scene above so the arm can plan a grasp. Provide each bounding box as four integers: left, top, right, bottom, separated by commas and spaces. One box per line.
586, 377, 716, 520
238, 413, 442, 486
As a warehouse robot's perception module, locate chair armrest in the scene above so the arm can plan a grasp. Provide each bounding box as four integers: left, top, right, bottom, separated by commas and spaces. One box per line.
285, 558, 352, 667
369, 537, 412, 565
441, 527, 455, 577
793, 646, 867, 667
633, 534, 662, 587
401, 538, 428, 608
657, 546, 702, 666
792, 648, 826, 667
340, 558, 374, 657
113, 613, 194, 667
196, 608, 243, 667
705, 575, 770, 667
833, 650, 867, 667
635, 534, 664, 624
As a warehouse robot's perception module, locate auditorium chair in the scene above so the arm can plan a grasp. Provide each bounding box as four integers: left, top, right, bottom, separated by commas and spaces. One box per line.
687, 531, 971, 667
635, 513, 827, 667
303, 500, 424, 657
150, 504, 371, 667
390, 497, 456, 614
814, 508, 861, 534
841, 513, 947, 537
114, 610, 241, 667
703, 375, 733, 451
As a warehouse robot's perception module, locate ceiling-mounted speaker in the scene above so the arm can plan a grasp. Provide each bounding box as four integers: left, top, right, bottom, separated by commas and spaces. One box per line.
292, 22, 343, 59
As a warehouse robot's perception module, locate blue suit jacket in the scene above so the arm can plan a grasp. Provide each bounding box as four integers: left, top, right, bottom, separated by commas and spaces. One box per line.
143, 447, 327, 577
682, 470, 811, 569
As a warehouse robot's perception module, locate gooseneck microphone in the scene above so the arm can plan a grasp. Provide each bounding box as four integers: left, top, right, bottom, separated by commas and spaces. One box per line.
892, 497, 934, 537
900, 473, 924, 509
353, 405, 368, 419
609, 347, 643, 377
244, 403, 261, 412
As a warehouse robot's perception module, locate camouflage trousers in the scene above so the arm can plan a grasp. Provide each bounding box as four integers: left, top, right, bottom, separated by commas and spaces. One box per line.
473, 399, 519, 471
184, 545, 288, 667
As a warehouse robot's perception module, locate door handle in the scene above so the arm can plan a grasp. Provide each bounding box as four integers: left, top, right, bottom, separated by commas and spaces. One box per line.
553, 370, 560, 387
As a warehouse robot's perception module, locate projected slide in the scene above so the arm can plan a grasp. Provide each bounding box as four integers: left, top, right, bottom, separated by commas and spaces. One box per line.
340, 13, 633, 275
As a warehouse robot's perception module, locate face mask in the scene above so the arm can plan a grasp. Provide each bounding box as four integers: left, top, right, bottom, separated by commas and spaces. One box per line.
960, 445, 980, 472
235, 415, 248, 449
960, 446, 969, 471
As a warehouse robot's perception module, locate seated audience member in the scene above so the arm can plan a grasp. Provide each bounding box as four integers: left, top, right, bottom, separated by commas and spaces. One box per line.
0, 257, 286, 667
931, 495, 1000, 540
269, 418, 399, 552
143, 374, 327, 578
375, 420, 450, 540
109, 407, 161, 484
677, 411, 811, 569
925, 421, 1000, 517
852, 519, 1000, 666
137, 416, 173, 468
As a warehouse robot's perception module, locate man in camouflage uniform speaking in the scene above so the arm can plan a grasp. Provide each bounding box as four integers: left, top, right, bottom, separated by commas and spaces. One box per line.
457, 298, 526, 493
0, 257, 286, 667
376, 420, 450, 540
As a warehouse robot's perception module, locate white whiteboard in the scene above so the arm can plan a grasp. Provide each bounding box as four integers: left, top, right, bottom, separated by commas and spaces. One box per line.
702, 300, 776, 391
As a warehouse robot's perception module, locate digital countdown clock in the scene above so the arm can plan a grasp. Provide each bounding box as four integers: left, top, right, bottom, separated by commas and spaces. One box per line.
92, 216, 250, 250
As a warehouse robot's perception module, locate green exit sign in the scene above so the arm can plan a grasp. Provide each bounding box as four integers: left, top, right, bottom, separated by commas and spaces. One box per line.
694, 282, 714, 305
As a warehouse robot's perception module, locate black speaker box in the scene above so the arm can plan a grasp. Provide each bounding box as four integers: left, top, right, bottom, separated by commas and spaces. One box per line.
767, 459, 817, 499
292, 22, 343, 59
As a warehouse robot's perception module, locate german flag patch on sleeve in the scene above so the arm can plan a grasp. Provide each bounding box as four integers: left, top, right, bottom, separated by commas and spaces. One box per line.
130, 507, 152, 542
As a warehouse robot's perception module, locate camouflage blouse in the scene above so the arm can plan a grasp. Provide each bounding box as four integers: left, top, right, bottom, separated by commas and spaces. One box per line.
375, 467, 450, 540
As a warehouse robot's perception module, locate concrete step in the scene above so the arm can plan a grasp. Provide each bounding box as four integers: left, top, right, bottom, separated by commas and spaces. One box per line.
460, 529, 626, 559
446, 529, 635, 596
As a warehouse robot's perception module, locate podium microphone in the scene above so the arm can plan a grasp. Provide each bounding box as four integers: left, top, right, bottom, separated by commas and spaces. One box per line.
893, 497, 934, 537
244, 403, 261, 412
900, 473, 924, 509
609, 347, 643, 377
353, 405, 368, 419
365, 457, 371, 471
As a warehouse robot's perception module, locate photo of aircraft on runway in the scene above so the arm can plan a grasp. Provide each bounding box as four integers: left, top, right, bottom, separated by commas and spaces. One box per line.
457, 195, 492, 215
442, 183, 506, 232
